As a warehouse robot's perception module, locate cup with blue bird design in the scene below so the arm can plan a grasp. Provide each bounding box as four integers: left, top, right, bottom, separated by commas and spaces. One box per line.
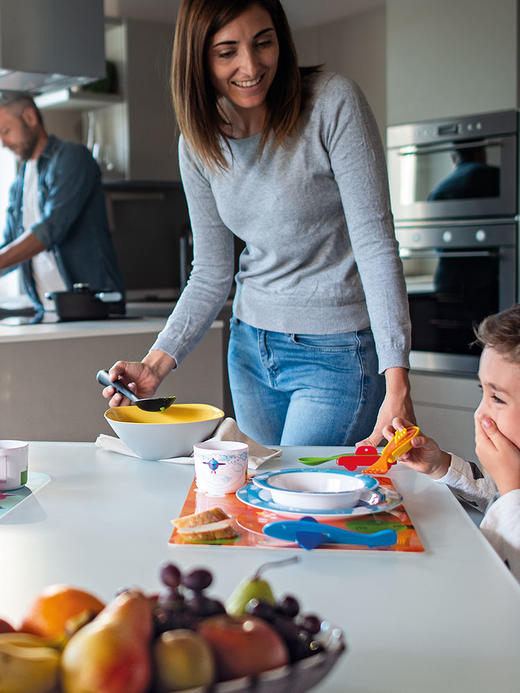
193, 439, 248, 496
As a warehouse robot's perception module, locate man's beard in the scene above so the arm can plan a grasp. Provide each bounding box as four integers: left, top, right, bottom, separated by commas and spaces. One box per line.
16, 122, 39, 161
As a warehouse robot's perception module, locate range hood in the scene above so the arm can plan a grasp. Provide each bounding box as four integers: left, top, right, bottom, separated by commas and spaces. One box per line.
0, 0, 105, 94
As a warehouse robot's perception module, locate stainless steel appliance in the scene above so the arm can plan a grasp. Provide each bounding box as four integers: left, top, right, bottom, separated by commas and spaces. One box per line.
397, 220, 516, 373
387, 110, 517, 221
387, 110, 519, 374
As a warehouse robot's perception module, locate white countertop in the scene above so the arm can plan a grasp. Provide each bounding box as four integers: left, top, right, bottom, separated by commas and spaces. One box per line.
0, 316, 224, 343
1, 442, 518, 692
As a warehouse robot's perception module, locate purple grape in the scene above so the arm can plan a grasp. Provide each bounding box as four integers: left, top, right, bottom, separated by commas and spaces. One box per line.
308, 639, 324, 655
245, 599, 276, 622
153, 603, 198, 634
273, 616, 310, 662
157, 590, 184, 609
186, 593, 224, 618
182, 568, 213, 592
160, 563, 182, 589
276, 595, 300, 618
300, 614, 322, 635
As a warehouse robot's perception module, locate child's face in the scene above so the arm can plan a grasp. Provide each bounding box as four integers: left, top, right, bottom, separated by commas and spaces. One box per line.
475, 346, 520, 448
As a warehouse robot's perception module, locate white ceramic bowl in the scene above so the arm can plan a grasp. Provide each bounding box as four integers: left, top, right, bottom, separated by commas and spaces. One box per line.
252, 468, 379, 510
104, 403, 224, 460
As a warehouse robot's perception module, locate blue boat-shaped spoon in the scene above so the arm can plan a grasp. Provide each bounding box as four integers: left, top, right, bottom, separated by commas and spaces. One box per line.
262, 516, 397, 550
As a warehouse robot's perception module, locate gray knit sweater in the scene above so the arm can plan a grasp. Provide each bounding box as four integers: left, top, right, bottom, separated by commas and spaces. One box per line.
152, 72, 411, 372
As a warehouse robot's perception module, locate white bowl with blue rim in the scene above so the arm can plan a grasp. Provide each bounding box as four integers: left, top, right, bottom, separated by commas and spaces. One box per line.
252, 468, 379, 511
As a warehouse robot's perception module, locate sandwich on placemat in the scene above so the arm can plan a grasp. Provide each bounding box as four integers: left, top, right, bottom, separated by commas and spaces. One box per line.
172, 507, 238, 540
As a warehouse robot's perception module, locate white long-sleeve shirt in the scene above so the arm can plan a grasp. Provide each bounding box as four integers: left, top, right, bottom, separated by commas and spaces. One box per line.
438, 454, 520, 581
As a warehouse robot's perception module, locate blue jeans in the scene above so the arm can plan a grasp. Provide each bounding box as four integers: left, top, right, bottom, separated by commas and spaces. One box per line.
227, 318, 385, 446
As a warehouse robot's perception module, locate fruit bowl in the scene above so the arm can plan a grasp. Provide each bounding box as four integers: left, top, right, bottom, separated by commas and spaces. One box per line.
252, 468, 378, 510
173, 620, 346, 693
104, 403, 224, 460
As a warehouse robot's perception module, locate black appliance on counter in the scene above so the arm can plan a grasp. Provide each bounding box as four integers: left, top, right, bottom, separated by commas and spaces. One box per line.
104, 181, 191, 302
387, 110, 518, 374
46, 284, 125, 321
104, 181, 244, 303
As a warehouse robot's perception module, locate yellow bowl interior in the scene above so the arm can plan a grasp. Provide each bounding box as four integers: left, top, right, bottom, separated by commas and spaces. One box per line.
105, 403, 224, 424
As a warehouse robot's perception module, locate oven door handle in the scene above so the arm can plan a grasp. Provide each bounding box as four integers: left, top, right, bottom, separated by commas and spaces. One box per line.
397, 139, 503, 156
399, 249, 498, 259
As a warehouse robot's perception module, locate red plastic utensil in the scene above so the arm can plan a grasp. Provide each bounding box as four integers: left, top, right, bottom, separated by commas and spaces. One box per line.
336, 445, 380, 471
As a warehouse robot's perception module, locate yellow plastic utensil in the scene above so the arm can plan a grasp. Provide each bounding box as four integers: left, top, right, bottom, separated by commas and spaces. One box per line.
362, 426, 420, 475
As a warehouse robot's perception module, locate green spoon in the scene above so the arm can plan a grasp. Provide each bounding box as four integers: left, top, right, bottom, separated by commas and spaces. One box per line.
298, 453, 347, 466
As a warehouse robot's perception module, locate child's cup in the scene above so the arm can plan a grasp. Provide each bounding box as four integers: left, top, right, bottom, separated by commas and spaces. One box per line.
0, 440, 29, 491
193, 439, 248, 496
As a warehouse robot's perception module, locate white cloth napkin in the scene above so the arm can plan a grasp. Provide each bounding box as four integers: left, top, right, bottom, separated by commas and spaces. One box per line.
95, 417, 281, 470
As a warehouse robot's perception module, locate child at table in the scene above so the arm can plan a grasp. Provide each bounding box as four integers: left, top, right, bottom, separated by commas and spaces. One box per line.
385, 304, 520, 581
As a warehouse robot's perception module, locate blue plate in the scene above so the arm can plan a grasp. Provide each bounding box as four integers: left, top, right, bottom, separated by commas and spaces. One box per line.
236, 482, 403, 519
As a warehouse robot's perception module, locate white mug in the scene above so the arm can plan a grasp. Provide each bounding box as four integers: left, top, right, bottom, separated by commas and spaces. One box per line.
0, 440, 29, 491
193, 439, 248, 496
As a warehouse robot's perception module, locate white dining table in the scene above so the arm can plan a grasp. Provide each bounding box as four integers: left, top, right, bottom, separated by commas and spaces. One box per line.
1, 441, 519, 693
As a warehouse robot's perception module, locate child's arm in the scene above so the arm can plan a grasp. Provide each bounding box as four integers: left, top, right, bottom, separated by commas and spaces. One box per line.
383, 417, 451, 478
474, 415, 520, 496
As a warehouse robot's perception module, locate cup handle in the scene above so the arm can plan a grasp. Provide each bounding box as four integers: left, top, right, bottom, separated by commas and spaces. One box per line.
0, 454, 6, 483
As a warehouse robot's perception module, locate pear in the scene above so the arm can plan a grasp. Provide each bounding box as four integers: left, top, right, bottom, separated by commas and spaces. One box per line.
153, 629, 216, 691
225, 556, 300, 616
61, 590, 152, 693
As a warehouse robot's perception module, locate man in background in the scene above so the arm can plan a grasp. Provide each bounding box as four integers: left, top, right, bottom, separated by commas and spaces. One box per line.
0, 92, 124, 313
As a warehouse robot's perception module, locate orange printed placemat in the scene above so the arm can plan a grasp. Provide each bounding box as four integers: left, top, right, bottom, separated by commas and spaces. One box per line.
169, 476, 424, 552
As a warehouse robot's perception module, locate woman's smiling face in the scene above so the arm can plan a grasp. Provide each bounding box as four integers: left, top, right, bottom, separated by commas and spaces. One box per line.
208, 4, 279, 119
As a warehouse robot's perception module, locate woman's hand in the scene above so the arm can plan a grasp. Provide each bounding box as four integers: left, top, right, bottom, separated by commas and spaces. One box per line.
475, 415, 520, 496
356, 367, 415, 447
382, 417, 451, 478
102, 350, 176, 407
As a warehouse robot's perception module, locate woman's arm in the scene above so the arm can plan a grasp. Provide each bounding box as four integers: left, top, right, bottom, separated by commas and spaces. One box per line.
323, 76, 413, 443
359, 366, 415, 446
147, 137, 236, 368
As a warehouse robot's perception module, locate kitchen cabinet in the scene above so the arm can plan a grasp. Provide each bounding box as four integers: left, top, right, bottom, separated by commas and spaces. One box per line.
37, 18, 179, 182
0, 318, 227, 442
410, 371, 481, 461
386, 0, 518, 123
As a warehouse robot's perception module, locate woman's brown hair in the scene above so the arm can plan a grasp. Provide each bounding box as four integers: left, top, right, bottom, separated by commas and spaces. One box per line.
476, 303, 520, 364
172, 0, 307, 170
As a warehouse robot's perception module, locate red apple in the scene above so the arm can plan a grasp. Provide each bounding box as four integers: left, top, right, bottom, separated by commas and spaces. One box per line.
198, 614, 288, 681
0, 618, 15, 633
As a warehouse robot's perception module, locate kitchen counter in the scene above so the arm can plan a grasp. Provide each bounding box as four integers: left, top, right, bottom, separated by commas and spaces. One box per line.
0, 316, 191, 343
0, 314, 229, 441
1, 442, 519, 692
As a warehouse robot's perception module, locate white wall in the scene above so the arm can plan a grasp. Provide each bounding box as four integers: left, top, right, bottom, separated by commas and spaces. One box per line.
293, 7, 387, 138
386, 0, 518, 124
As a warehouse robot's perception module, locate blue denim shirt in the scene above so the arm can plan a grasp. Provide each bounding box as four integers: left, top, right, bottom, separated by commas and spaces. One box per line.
2, 135, 125, 310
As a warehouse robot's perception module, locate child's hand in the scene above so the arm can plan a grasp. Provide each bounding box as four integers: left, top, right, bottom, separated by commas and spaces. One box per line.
475, 415, 520, 495
383, 417, 451, 479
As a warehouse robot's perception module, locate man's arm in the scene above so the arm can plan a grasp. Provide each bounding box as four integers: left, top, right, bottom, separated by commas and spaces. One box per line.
0, 229, 46, 272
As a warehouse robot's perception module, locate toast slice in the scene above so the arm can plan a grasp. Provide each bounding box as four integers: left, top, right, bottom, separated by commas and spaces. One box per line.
172, 507, 238, 541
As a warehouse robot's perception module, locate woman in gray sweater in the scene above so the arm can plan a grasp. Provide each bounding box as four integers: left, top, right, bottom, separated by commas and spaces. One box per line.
103, 0, 414, 447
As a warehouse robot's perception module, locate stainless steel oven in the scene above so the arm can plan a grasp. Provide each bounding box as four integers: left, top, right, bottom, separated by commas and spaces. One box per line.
387, 110, 517, 221
397, 220, 517, 373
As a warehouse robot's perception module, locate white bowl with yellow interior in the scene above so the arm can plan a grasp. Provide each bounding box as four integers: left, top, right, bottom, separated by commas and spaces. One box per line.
104, 403, 224, 460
